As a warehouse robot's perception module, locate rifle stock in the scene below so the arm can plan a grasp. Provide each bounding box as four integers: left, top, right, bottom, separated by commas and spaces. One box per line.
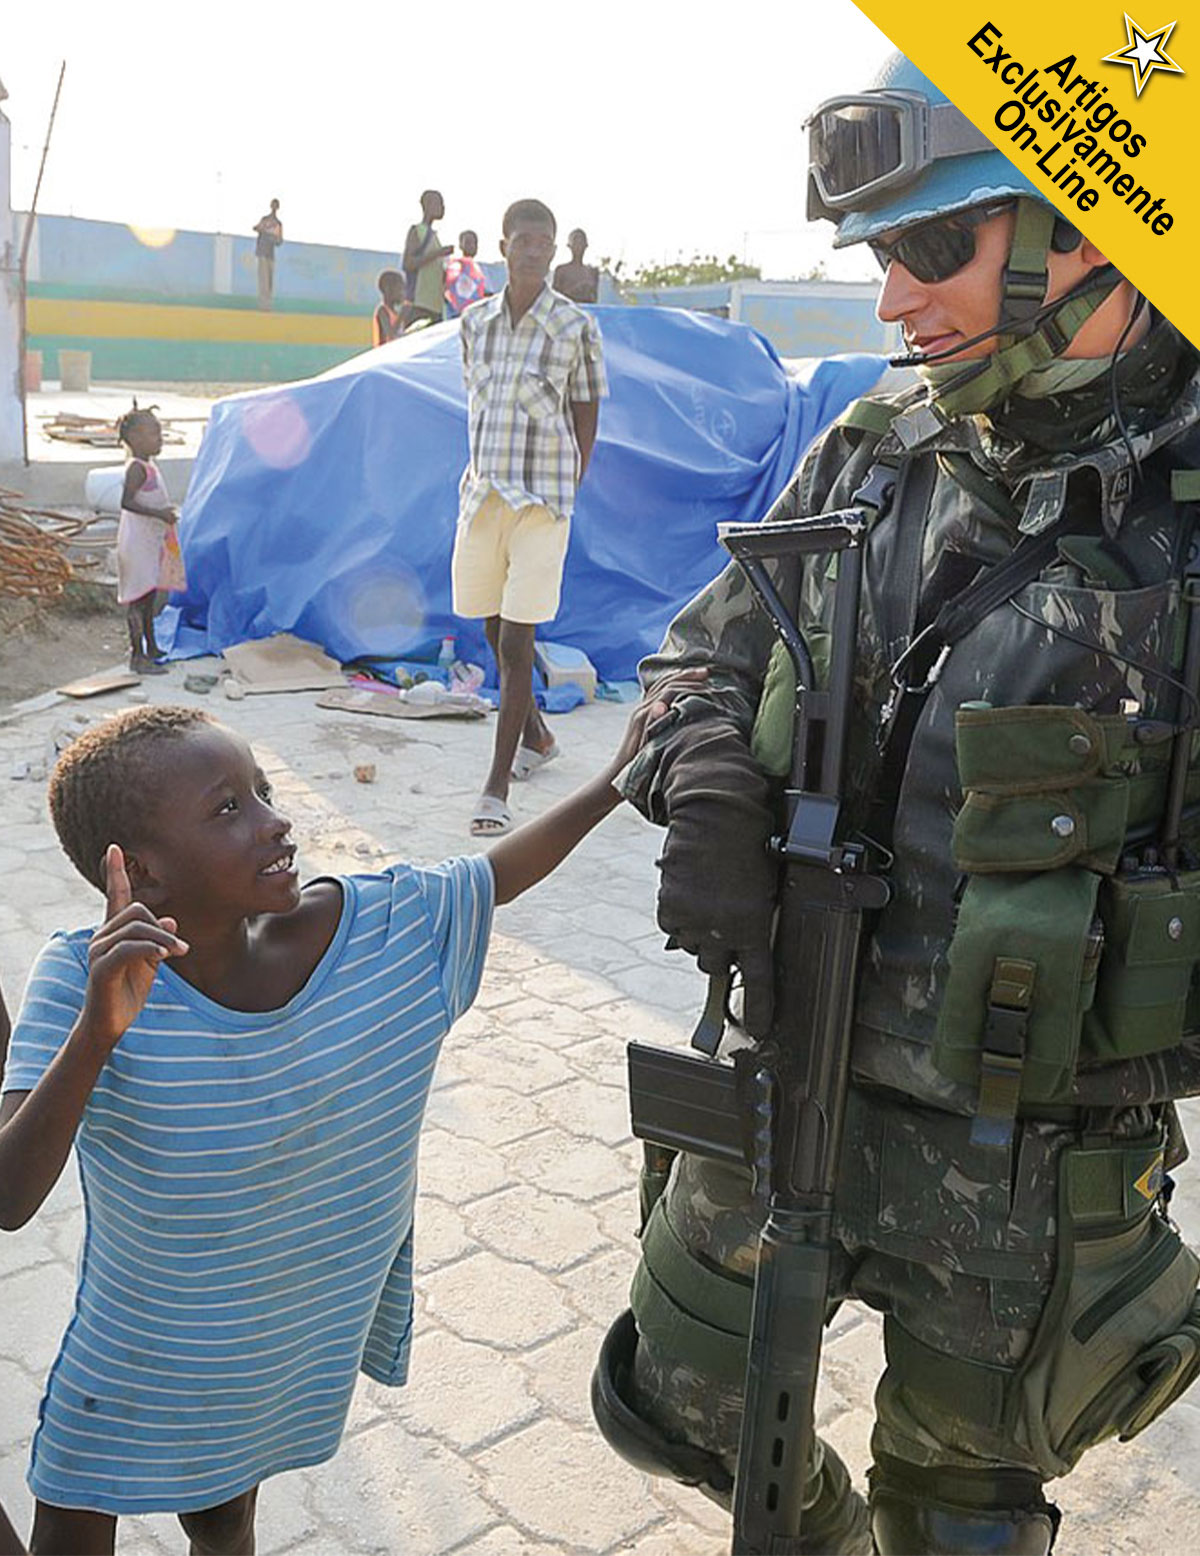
626, 511, 889, 1553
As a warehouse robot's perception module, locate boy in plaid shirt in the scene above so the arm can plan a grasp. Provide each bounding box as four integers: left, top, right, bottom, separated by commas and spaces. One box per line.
454, 198, 607, 837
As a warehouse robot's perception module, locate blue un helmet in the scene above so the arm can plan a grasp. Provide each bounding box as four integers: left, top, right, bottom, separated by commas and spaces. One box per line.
806, 54, 1120, 419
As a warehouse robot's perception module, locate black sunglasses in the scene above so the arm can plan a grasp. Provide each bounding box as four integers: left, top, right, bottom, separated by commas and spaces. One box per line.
868, 202, 1013, 284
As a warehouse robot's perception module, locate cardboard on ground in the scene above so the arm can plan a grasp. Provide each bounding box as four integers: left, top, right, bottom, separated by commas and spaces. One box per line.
57, 669, 142, 698
223, 633, 345, 694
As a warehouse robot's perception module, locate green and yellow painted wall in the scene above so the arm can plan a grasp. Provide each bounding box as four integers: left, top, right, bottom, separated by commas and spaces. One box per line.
27, 283, 372, 383
19, 213, 506, 383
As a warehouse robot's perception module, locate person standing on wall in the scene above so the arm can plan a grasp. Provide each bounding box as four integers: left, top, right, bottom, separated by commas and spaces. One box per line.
453, 198, 607, 838
444, 230, 489, 318
403, 190, 453, 329
552, 228, 599, 304
253, 199, 283, 310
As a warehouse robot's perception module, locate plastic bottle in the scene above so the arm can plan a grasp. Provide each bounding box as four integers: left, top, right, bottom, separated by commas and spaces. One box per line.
437, 636, 456, 681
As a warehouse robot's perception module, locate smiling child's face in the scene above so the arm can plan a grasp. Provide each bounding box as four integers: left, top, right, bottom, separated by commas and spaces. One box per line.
127, 415, 164, 459
131, 724, 299, 922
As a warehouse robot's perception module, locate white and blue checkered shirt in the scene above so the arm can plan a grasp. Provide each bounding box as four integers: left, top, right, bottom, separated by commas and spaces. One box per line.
459, 284, 607, 522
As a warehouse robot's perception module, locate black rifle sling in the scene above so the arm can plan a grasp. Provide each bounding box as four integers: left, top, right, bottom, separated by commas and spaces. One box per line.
867, 451, 936, 668
872, 518, 1067, 847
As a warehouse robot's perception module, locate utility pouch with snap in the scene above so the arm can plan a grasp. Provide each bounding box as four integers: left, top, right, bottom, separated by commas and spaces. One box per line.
1083, 870, 1200, 1062
935, 706, 1129, 1113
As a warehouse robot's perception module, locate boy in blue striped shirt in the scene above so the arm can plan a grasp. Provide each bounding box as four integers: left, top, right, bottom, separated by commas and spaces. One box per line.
0, 672, 701, 1555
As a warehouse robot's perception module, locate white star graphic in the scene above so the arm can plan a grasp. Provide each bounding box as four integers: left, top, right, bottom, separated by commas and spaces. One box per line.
1102, 13, 1184, 96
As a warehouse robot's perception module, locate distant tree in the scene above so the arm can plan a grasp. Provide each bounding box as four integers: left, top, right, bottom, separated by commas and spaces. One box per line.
628, 253, 762, 288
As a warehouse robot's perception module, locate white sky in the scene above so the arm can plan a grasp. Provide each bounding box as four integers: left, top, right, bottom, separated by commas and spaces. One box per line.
3, 0, 895, 284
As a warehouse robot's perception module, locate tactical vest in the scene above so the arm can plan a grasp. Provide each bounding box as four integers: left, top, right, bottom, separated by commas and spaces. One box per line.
754, 371, 1200, 1126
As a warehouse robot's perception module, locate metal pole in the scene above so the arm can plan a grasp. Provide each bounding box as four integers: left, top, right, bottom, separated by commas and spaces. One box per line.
19, 60, 66, 466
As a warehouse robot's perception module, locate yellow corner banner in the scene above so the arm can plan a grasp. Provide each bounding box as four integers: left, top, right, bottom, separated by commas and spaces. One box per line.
851, 2, 1196, 345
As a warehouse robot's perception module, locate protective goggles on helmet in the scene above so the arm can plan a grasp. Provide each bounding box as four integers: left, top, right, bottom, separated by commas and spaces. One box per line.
868, 202, 1013, 283
806, 90, 992, 223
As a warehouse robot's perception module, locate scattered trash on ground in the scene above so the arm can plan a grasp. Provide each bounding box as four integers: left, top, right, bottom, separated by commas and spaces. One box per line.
39, 411, 192, 448
353, 763, 377, 784
184, 673, 220, 694
317, 683, 488, 721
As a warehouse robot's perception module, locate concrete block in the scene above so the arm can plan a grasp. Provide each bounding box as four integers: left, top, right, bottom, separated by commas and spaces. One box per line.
400, 1329, 539, 1452
491, 993, 606, 1046
475, 1418, 659, 1547
0, 1262, 78, 1376
498, 1127, 632, 1203
464, 1184, 604, 1273
304, 1423, 492, 1555
451, 1035, 576, 1095
540, 1079, 632, 1147
523, 1324, 605, 1427
422, 1252, 574, 1350
557, 1248, 638, 1328
417, 1128, 514, 1206
423, 1081, 544, 1147
412, 1197, 472, 1273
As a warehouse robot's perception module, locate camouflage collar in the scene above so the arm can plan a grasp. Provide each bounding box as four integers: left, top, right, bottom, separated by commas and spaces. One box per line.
881, 364, 1200, 539
1010, 367, 1200, 537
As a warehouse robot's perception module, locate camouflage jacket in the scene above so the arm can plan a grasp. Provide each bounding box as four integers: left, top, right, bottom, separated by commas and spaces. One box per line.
624, 321, 1200, 1112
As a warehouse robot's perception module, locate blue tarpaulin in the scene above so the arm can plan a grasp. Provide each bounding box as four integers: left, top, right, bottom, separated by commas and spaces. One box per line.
165, 307, 885, 681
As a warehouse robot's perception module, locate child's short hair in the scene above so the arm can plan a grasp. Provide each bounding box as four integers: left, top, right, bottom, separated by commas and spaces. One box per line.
377, 268, 404, 296
115, 402, 160, 449
502, 199, 557, 239
49, 706, 215, 889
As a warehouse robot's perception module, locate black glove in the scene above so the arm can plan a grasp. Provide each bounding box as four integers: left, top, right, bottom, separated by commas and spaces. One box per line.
655, 718, 778, 1037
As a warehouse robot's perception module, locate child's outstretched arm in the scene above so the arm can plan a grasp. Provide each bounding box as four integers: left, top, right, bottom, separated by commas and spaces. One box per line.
486, 668, 707, 906
0, 846, 188, 1230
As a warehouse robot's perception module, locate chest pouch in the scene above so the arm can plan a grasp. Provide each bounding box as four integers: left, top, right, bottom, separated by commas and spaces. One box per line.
1083, 868, 1200, 1062
935, 705, 1134, 1117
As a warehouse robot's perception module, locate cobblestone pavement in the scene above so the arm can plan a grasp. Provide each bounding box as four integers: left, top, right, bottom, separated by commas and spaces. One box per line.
1, 673, 1198, 1555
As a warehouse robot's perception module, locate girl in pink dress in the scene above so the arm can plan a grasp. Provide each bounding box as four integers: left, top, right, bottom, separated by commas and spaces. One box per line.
115, 407, 187, 674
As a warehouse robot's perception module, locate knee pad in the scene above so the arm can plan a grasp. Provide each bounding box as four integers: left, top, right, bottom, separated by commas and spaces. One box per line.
590, 1309, 733, 1495
870, 1456, 1060, 1556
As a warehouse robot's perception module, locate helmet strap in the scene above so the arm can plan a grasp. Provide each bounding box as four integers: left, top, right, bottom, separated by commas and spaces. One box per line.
999, 200, 1056, 333
899, 200, 1125, 431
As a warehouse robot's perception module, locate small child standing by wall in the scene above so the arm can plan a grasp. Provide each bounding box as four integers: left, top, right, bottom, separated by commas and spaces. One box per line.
0, 669, 703, 1554
372, 270, 407, 347
115, 407, 187, 674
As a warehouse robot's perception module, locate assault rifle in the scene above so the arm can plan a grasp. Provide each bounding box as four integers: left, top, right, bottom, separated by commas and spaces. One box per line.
626, 510, 890, 1554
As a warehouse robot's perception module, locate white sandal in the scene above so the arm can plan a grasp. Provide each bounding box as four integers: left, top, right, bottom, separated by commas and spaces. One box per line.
511, 740, 560, 781
470, 795, 513, 836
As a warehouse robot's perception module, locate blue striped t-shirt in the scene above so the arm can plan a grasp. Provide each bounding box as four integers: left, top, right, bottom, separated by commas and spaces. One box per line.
3, 857, 493, 1515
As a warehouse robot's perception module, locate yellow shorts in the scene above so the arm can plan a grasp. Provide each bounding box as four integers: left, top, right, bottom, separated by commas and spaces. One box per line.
451, 489, 570, 624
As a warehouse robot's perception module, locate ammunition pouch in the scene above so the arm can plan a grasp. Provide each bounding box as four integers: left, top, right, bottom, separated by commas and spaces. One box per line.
1088, 869, 1200, 1060
934, 704, 1200, 1114
886, 1130, 1200, 1481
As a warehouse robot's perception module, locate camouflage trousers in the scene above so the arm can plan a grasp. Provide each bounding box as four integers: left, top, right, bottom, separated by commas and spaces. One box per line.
626, 1084, 1196, 1514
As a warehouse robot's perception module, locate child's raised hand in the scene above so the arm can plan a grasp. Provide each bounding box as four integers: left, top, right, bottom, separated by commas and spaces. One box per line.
82, 844, 189, 1050
607, 667, 709, 779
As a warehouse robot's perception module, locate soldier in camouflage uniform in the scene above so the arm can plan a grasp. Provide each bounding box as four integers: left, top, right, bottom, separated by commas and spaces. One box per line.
590, 53, 1200, 1555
